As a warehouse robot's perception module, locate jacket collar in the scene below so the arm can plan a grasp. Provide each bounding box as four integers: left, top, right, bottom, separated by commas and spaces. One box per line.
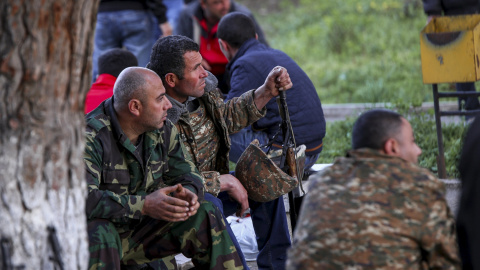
226, 38, 263, 72
105, 97, 130, 147
347, 148, 403, 162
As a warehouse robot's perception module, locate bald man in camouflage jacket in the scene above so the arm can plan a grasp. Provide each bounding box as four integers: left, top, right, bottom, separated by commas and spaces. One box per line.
84, 67, 243, 269
287, 109, 461, 269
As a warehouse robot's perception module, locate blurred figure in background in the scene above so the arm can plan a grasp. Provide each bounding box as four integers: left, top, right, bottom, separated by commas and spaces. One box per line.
92, 0, 171, 82
164, 0, 185, 32
176, 0, 268, 93
457, 116, 480, 269
85, 48, 138, 114
217, 12, 326, 173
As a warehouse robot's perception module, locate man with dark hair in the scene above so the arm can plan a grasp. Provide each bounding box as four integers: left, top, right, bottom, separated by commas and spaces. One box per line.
175, 0, 267, 93
217, 12, 326, 178
147, 35, 293, 270
84, 66, 243, 269
287, 109, 461, 269
85, 48, 138, 114
351, 109, 404, 150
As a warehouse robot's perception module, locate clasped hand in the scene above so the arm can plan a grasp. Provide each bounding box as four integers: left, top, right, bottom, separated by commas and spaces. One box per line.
142, 184, 200, 222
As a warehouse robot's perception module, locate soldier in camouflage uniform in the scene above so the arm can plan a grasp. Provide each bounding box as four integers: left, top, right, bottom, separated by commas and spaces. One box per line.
287, 109, 461, 270
84, 67, 243, 269
146, 35, 293, 270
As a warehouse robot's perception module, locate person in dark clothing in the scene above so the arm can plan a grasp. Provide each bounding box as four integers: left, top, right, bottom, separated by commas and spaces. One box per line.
422, 0, 480, 114
217, 12, 326, 170
92, 0, 172, 82
85, 48, 138, 114
457, 116, 480, 270
175, 0, 267, 93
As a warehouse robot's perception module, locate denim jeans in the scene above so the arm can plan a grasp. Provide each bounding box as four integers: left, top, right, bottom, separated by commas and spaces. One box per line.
229, 127, 320, 171
211, 191, 291, 270
92, 10, 157, 82
163, 0, 184, 30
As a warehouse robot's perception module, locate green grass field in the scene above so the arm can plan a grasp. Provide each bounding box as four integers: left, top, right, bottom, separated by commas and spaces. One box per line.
235, 0, 473, 177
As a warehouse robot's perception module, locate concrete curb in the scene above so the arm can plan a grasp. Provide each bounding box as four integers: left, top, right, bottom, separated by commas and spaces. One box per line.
323, 101, 459, 122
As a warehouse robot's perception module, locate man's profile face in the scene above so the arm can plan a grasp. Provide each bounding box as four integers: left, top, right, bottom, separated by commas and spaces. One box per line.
172, 51, 208, 102
139, 73, 172, 131
201, 0, 231, 21
395, 118, 422, 164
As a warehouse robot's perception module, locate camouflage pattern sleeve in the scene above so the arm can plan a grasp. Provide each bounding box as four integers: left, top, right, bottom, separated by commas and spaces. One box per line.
417, 174, 461, 268
201, 171, 221, 196
211, 88, 266, 134
163, 124, 205, 201
84, 129, 145, 223
287, 150, 461, 269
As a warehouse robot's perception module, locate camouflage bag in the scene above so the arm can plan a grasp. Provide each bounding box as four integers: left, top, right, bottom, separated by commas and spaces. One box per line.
235, 139, 302, 202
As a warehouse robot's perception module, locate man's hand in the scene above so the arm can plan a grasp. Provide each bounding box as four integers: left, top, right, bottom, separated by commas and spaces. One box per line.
253, 66, 293, 110
172, 184, 200, 215
142, 184, 198, 222
220, 174, 249, 217
159, 22, 173, 37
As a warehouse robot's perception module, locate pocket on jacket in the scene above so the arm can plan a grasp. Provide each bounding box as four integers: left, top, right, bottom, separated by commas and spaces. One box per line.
101, 169, 130, 195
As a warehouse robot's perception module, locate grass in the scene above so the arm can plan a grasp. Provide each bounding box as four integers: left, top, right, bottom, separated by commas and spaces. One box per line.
235, 0, 474, 178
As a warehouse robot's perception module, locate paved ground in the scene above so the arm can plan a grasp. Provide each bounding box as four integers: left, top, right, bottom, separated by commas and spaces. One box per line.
322, 101, 460, 123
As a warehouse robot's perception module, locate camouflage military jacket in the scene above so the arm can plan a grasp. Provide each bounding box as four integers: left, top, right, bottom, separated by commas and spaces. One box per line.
84, 97, 204, 231
167, 88, 265, 196
287, 149, 461, 270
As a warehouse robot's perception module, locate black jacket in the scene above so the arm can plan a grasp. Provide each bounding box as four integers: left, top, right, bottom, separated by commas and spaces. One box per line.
225, 39, 326, 156
422, 0, 480, 15
457, 116, 480, 270
99, 0, 167, 24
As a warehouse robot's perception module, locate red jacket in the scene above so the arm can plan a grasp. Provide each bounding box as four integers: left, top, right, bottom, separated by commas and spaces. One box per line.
84, 74, 116, 114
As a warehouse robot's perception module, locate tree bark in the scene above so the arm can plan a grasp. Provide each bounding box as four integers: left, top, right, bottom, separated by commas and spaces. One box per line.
0, 0, 97, 269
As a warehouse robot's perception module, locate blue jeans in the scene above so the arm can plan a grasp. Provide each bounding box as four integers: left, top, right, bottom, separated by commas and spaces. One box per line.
229, 128, 320, 171
92, 10, 157, 82
209, 191, 291, 270
163, 0, 184, 30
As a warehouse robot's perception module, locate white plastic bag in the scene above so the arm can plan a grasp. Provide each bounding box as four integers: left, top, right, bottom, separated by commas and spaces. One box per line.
226, 215, 259, 261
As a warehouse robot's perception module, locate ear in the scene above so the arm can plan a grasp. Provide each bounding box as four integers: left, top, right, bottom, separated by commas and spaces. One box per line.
199, 0, 207, 9
164, 73, 177, 88
383, 138, 399, 156
218, 39, 229, 51
255, 33, 258, 40
128, 99, 142, 117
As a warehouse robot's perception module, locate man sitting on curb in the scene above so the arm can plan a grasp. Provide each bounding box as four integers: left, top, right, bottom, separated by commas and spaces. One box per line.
147, 35, 293, 270
287, 109, 461, 269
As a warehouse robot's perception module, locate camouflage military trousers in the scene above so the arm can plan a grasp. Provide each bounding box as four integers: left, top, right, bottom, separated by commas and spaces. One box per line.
88, 201, 243, 270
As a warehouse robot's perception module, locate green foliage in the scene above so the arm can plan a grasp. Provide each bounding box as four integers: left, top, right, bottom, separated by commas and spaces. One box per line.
236, 0, 470, 178
247, 0, 439, 104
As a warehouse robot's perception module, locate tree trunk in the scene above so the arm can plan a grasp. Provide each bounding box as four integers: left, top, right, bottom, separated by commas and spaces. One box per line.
0, 0, 97, 269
